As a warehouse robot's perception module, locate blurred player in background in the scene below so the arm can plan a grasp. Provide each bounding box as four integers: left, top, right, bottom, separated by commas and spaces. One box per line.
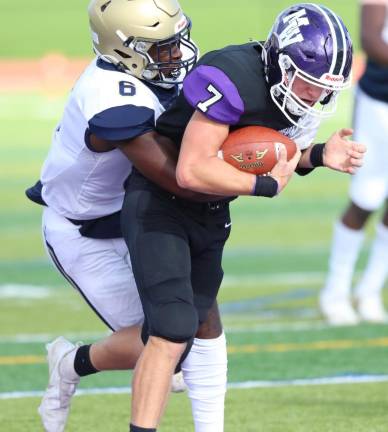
26, 0, 229, 431
320, 0, 388, 326
122, 4, 366, 431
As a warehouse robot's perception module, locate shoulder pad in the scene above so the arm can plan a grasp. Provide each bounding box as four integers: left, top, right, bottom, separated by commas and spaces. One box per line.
183, 65, 244, 124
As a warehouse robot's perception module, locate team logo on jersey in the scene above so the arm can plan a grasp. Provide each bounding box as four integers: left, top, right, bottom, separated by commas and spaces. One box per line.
278, 9, 309, 48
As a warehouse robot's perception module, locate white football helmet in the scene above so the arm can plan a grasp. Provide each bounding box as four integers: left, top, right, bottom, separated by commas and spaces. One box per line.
88, 0, 197, 86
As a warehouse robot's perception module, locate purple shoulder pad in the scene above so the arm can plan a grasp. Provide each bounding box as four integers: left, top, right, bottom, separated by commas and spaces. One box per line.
183, 65, 244, 124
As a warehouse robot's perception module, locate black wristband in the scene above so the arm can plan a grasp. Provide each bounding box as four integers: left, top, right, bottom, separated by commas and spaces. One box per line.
310, 143, 325, 167
251, 175, 278, 197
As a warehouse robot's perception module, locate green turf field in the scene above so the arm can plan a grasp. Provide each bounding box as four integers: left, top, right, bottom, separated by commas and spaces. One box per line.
2, 1, 388, 431
2, 0, 360, 58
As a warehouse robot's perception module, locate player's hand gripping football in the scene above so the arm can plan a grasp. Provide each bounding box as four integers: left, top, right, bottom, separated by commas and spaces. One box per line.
323, 128, 366, 174
269, 144, 301, 194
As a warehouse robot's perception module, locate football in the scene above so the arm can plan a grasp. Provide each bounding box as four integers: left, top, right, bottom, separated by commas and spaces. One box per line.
220, 126, 297, 175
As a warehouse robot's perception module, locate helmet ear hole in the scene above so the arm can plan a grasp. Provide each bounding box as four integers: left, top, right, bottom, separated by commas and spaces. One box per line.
320, 92, 334, 106
114, 49, 132, 59
279, 55, 291, 70
100, 0, 111, 12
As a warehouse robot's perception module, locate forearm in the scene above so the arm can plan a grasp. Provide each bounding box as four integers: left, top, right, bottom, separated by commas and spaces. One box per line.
177, 112, 257, 195
363, 39, 388, 65
361, 4, 388, 65
177, 154, 256, 195
118, 132, 224, 202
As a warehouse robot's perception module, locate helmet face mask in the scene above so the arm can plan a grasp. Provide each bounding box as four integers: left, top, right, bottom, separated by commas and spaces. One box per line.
270, 53, 349, 124
263, 3, 353, 127
88, 0, 198, 87
133, 21, 197, 85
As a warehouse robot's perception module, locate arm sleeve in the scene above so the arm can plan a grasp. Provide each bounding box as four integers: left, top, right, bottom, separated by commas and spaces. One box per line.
183, 65, 244, 124
88, 104, 155, 141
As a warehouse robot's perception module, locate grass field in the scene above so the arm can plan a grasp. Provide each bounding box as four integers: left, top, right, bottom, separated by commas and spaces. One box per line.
2, 1, 388, 431
2, 1, 360, 58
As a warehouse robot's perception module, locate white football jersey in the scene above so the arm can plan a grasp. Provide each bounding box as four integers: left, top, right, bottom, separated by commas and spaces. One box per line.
41, 57, 178, 220
281, 115, 321, 150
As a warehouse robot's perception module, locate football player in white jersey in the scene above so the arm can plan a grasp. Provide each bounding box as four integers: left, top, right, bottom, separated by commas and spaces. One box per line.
320, 0, 388, 325
26, 1, 227, 431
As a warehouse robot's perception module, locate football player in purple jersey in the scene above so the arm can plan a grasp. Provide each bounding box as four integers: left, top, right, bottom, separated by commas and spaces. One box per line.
121, 4, 366, 431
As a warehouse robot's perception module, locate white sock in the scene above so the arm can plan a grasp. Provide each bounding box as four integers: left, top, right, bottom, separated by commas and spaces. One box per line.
355, 223, 388, 300
182, 332, 227, 432
322, 220, 364, 302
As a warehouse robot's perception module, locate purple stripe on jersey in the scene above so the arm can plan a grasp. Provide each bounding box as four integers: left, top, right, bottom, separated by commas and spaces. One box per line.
183, 65, 244, 124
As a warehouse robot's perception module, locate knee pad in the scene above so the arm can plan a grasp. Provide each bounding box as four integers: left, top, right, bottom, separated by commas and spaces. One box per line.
150, 301, 199, 343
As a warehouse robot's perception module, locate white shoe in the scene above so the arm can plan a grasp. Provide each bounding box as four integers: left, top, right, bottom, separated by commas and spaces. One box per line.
38, 337, 80, 432
319, 297, 360, 326
357, 297, 388, 323
171, 371, 187, 393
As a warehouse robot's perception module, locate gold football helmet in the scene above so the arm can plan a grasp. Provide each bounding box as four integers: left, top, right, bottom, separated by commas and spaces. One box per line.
88, 0, 197, 85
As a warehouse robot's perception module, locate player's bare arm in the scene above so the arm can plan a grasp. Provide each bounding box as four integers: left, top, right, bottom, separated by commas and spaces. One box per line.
89, 131, 222, 201
176, 110, 299, 196
361, 2, 388, 64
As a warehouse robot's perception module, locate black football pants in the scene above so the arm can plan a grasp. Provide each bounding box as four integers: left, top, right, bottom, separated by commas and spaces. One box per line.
121, 173, 231, 344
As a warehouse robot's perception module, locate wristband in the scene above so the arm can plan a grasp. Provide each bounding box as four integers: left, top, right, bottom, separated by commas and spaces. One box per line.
310, 143, 325, 167
251, 175, 278, 197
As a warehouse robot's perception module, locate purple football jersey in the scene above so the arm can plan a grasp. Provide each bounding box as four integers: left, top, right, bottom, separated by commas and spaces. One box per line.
183, 65, 244, 124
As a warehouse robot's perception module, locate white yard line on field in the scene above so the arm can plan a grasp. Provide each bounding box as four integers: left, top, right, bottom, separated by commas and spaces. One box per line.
2, 375, 388, 400
0, 321, 327, 344
0, 331, 110, 343
0, 271, 324, 299
222, 271, 324, 287
0, 284, 52, 299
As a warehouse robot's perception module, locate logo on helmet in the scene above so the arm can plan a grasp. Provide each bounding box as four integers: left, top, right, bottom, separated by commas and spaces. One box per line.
278, 9, 310, 48
175, 16, 187, 33
322, 73, 345, 83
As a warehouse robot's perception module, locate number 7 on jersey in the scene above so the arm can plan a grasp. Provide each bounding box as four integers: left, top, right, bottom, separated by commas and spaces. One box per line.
197, 84, 223, 113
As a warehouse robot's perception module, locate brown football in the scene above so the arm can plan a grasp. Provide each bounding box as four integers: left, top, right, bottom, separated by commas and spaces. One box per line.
220, 126, 297, 175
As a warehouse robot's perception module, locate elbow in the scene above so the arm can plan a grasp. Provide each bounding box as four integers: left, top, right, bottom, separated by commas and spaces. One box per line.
176, 162, 197, 190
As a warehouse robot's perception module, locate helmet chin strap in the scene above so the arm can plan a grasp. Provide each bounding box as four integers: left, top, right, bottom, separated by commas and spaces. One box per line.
285, 97, 304, 116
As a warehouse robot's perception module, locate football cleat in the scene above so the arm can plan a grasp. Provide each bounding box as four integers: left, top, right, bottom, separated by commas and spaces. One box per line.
38, 337, 80, 432
171, 371, 187, 393
357, 297, 388, 323
319, 297, 360, 326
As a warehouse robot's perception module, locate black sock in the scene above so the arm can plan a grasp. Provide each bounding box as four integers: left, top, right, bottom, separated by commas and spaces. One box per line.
73, 344, 98, 377
129, 424, 156, 432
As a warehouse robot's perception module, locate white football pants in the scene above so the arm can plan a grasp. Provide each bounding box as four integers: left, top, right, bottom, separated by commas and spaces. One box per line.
42, 207, 143, 330
350, 87, 388, 211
